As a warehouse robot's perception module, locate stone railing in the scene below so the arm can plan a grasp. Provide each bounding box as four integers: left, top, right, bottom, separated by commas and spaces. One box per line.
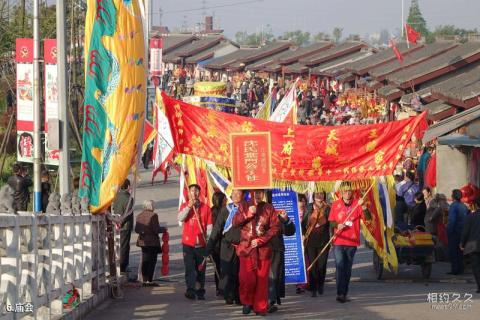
0, 213, 120, 320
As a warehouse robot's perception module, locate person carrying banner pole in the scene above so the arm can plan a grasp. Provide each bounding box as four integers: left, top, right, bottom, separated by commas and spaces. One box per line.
178, 184, 213, 300
194, 205, 221, 281
233, 190, 280, 316
307, 182, 373, 303
328, 182, 372, 303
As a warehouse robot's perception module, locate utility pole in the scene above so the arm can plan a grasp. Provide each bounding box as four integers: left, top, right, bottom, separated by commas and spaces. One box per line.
401, 0, 405, 38
57, 0, 71, 195
32, 0, 41, 212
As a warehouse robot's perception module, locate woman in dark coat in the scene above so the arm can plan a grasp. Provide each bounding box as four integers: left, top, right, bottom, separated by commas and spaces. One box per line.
210, 191, 227, 296
423, 190, 446, 235
411, 192, 427, 227
302, 191, 330, 297
135, 200, 167, 286
207, 190, 243, 305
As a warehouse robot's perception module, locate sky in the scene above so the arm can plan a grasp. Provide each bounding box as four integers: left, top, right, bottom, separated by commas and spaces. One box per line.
152, 0, 480, 39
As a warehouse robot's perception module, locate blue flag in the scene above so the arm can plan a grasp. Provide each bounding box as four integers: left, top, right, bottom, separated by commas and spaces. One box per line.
223, 203, 238, 234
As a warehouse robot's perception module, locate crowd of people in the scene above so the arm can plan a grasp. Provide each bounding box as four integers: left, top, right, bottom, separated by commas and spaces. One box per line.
159, 72, 390, 126
392, 149, 480, 288
112, 168, 480, 316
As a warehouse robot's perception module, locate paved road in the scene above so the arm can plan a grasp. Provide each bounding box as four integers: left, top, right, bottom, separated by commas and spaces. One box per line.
85, 169, 479, 320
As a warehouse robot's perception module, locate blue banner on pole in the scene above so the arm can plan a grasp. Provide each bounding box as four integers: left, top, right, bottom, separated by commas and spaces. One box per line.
272, 189, 307, 284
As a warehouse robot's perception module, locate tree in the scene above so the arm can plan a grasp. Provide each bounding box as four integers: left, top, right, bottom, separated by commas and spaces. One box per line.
280, 30, 310, 46
346, 34, 361, 41
234, 29, 274, 46
332, 27, 343, 43
406, 0, 429, 41
313, 32, 328, 42
431, 25, 479, 43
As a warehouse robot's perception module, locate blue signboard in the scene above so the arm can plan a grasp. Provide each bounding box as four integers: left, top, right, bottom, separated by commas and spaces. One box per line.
272, 189, 307, 284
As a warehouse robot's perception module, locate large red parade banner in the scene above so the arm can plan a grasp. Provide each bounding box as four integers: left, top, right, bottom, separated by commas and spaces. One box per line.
162, 92, 427, 182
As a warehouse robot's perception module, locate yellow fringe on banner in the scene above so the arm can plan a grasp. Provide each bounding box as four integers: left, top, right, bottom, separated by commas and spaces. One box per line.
386, 175, 397, 210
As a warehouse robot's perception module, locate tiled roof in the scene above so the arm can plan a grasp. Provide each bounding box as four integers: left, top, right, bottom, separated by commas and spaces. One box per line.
423, 104, 480, 143
162, 34, 197, 54
224, 42, 291, 70
185, 42, 239, 64
429, 63, 480, 108
204, 48, 259, 69
300, 42, 369, 66
163, 36, 225, 63
377, 85, 403, 99
283, 62, 309, 74
245, 50, 293, 71
386, 42, 480, 88
175, 36, 224, 57
370, 42, 458, 81
277, 42, 334, 64
311, 51, 373, 76
241, 41, 292, 63
259, 43, 334, 73
346, 43, 423, 74
424, 100, 456, 121
336, 72, 356, 82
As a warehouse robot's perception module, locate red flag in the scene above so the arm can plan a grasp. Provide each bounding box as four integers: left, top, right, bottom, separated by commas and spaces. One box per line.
142, 120, 156, 154
389, 39, 404, 63
405, 24, 420, 44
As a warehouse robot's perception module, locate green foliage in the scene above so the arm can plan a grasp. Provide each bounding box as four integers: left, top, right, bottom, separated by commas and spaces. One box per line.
425, 33, 436, 44
313, 32, 329, 42
430, 25, 479, 43
280, 30, 311, 46
0, 153, 17, 187
332, 27, 343, 43
235, 26, 274, 46
407, 0, 429, 40
346, 34, 361, 41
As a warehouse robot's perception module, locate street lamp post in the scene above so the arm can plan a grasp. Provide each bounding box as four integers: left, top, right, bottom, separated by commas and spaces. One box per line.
57, 0, 71, 195
32, 0, 41, 212
401, 0, 405, 38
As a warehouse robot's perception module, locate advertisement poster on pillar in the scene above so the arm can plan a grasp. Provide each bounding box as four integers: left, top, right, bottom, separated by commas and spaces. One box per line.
44, 39, 59, 166
149, 38, 163, 78
16, 38, 34, 163
17, 131, 35, 163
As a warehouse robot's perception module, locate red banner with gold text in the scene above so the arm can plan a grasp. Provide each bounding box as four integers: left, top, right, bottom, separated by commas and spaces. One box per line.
231, 132, 273, 189
163, 93, 427, 182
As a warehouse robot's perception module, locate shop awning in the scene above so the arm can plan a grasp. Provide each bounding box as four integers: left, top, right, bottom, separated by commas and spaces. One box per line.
438, 133, 480, 146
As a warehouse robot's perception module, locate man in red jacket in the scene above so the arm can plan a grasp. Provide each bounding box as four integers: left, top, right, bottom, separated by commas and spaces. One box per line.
328, 182, 371, 303
178, 184, 213, 300
233, 189, 280, 316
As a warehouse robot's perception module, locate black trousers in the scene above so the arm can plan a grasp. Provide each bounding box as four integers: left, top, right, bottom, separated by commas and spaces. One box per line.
183, 245, 206, 296
212, 252, 221, 292
269, 250, 284, 303
120, 227, 132, 272
306, 245, 329, 292
141, 246, 159, 282
471, 252, 480, 290
220, 255, 239, 302
448, 233, 464, 274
